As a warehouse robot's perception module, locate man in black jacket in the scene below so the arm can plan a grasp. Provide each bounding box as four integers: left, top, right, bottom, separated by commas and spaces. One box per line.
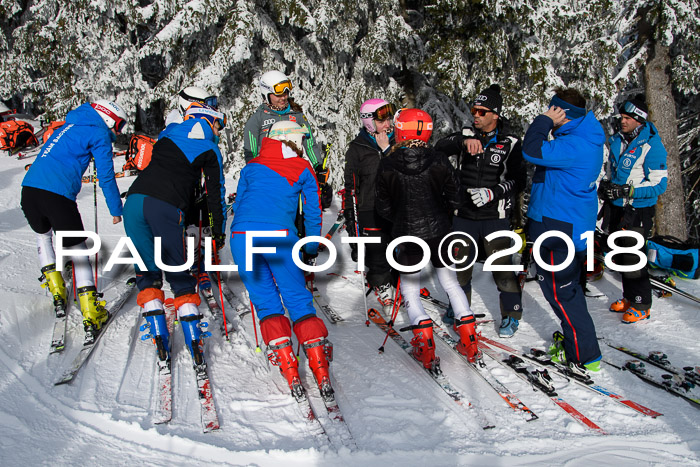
435, 85, 526, 337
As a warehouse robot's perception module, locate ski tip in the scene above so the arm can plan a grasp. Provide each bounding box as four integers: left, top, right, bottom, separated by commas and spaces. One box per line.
54, 377, 73, 386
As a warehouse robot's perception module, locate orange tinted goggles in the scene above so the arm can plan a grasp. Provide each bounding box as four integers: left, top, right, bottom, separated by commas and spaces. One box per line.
272, 80, 293, 95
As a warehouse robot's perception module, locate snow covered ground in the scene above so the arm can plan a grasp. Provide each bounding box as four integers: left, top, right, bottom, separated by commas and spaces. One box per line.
1, 151, 700, 466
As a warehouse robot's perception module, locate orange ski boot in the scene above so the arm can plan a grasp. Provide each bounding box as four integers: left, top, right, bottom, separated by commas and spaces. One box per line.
455, 315, 480, 363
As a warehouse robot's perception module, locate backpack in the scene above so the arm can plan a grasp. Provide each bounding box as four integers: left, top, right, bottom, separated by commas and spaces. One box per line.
646, 235, 700, 279
42, 121, 66, 144
0, 120, 38, 152
123, 134, 156, 171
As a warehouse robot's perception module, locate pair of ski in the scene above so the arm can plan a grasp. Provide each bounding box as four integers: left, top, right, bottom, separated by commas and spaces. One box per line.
49, 263, 73, 354
151, 299, 219, 432
367, 308, 496, 430
54, 277, 137, 385
603, 342, 700, 409
479, 335, 663, 419
218, 278, 355, 449
413, 291, 611, 431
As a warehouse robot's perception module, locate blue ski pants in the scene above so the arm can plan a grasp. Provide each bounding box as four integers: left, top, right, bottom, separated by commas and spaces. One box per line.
231, 221, 315, 323
123, 194, 196, 296
530, 220, 601, 365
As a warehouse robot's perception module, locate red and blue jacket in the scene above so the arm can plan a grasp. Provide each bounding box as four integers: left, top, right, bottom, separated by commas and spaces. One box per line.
232, 138, 322, 253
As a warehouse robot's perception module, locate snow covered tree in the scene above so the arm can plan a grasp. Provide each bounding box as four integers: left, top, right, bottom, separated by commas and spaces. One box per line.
614, 0, 700, 240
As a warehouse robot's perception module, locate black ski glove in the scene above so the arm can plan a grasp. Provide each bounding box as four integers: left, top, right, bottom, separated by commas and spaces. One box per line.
212, 232, 226, 250
320, 183, 333, 210
352, 244, 360, 262
598, 180, 633, 200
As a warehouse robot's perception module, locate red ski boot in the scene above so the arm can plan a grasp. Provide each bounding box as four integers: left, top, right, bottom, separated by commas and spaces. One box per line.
267, 339, 305, 401
303, 337, 335, 402
410, 319, 441, 375
455, 315, 480, 363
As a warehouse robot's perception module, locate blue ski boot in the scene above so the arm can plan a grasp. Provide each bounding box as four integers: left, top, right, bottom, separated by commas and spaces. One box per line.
180, 313, 211, 366
499, 316, 519, 338
140, 310, 171, 362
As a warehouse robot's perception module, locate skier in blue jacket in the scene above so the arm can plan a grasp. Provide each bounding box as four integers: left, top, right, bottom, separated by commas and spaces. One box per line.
21, 100, 127, 342
522, 88, 604, 375
123, 102, 227, 365
231, 120, 333, 402
599, 95, 667, 323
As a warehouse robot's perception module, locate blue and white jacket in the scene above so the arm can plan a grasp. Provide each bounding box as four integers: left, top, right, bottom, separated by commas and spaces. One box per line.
607, 122, 667, 208
22, 103, 123, 216
522, 112, 605, 251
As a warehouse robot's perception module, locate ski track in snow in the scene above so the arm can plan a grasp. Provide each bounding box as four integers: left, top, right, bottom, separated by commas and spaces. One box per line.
1, 155, 699, 465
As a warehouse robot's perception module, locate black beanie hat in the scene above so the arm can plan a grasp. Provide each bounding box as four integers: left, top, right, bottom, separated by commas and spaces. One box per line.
472, 84, 503, 115
619, 94, 648, 123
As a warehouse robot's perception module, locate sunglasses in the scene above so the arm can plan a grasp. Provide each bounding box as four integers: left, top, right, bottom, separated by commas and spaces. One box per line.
272, 80, 293, 95
471, 108, 493, 117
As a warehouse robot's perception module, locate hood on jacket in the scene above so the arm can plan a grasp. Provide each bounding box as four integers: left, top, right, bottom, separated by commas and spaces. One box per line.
390, 145, 435, 176
65, 103, 115, 142
554, 111, 606, 147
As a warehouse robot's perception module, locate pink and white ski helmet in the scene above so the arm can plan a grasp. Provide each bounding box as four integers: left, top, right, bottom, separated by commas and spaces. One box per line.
359, 98, 394, 133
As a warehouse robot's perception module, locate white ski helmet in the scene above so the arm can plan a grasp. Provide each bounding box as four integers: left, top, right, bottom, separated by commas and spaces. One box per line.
359, 98, 395, 133
91, 100, 127, 133
260, 71, 293, 103
178, 86, 218, 114
268, 120, 307, 148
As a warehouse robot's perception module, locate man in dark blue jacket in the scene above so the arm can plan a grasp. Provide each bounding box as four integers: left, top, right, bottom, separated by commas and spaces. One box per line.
599, 95, 667, 323
21, 100, 127, 342
522, 88, 604, 375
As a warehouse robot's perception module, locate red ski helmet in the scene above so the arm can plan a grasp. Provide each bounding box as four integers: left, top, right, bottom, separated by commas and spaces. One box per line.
394, 108, 433, 143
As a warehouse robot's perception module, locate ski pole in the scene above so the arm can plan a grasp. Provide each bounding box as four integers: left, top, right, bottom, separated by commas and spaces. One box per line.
200, 170, 230, 339
197, 212, 203, 293
249, 300, 262, 353
378, 277, 402, 352
352, 174, 370, 326
92, 158, 98, 289
211, 238, 229, 341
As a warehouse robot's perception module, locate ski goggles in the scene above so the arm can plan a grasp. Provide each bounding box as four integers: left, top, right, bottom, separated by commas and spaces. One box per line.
185, 105, 227, 129
178, 90, 219, 110
91, 103, 126, 133
272, 80, 293, 95
621, 101, 648, 121
360, 103, 396, 122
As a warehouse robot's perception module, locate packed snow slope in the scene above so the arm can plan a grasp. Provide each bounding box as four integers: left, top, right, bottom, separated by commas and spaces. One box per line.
1, 152, 700, 466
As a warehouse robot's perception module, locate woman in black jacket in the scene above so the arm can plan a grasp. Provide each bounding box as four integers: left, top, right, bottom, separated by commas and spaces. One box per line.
375, 108, 480, 371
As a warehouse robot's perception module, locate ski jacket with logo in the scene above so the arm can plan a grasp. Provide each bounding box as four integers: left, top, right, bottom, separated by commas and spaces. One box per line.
375, 145, 461, 240
127, 118, 227, 236
606, 121, 667, 209
342, 128, 394, 223
435, 120, 525, 221
22, 103, 123, 216
522, 112, 605, 251
232, 138, 322, 254
243, 103, 322, 168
